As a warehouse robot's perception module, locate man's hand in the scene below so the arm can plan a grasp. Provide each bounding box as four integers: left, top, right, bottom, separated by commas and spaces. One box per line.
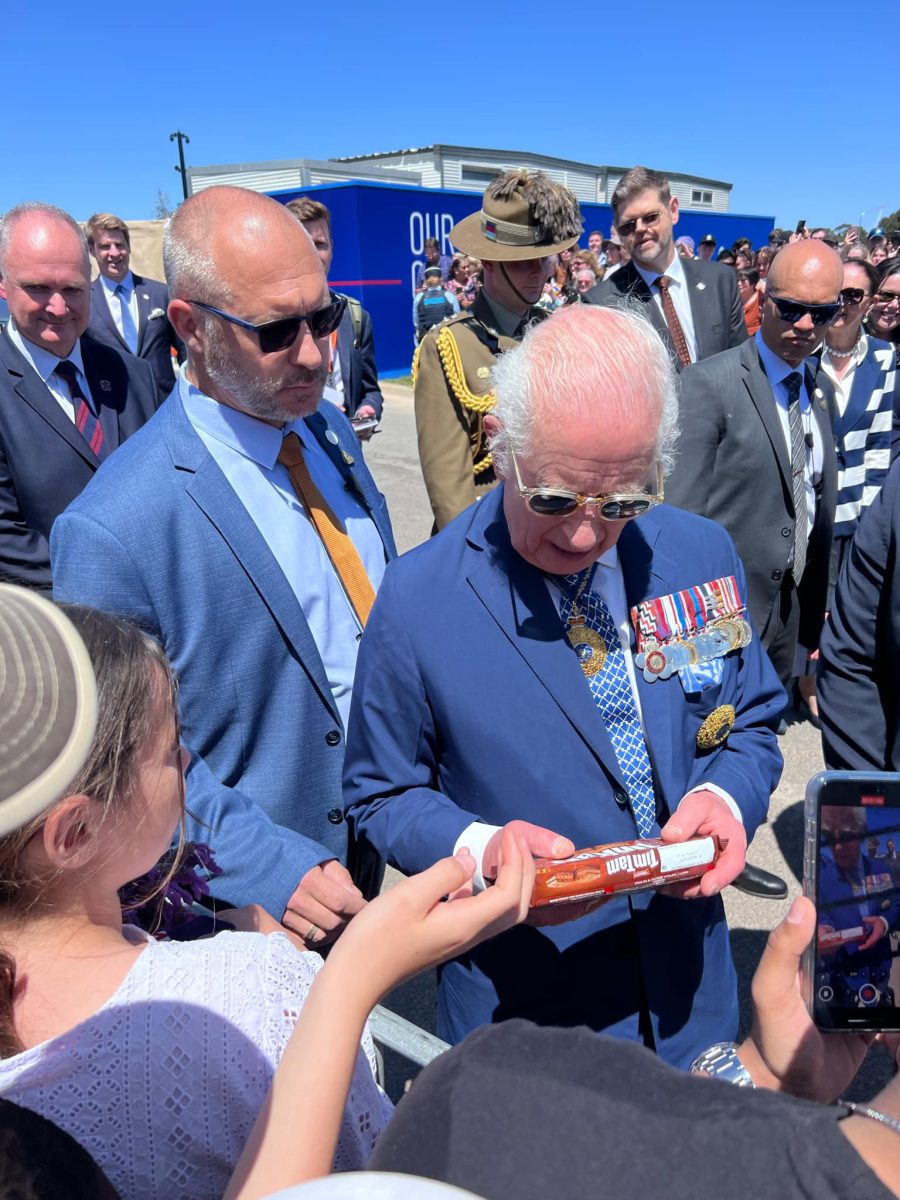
660, 789, 747, 897
482, 819, 575, 881
352, 405, 378, 440
745, 896, 873, 1100
218, 903, 309, 953
858, 914, 890, 951
282, 859, 366, 947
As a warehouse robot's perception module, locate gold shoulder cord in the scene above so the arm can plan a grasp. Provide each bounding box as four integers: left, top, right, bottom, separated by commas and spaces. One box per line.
435, 325, 495, 476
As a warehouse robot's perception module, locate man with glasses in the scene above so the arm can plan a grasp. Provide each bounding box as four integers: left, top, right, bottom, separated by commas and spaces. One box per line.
51, 186, 396, 944
345, 303, 784, 1065
582, 166, 747, 369
667, 241, 841, 722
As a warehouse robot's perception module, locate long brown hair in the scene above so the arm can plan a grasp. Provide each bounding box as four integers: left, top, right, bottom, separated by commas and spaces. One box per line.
0, 607, 179, 1057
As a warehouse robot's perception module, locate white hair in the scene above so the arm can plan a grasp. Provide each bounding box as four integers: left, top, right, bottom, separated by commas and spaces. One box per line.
0, 202, 89, 274
490, 301, 680, 479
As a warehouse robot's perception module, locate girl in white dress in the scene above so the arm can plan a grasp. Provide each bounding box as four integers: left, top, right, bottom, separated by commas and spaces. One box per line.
0, 605, 393, 1200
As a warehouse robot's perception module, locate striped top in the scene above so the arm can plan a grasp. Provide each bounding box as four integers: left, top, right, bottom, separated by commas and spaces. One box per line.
820, 335, 900, 538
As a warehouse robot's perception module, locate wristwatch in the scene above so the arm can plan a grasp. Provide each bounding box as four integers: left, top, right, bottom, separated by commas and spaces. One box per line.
690, 1041, 756, 1087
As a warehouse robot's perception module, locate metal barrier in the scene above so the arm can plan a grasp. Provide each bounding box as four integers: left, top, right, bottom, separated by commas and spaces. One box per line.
370, 1005, 449, 1070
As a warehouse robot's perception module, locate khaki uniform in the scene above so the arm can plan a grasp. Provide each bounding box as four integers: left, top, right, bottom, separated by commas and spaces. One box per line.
413, 290, 548, 531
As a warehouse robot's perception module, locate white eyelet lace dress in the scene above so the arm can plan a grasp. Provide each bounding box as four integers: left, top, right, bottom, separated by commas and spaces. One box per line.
0, 930, 394, 1200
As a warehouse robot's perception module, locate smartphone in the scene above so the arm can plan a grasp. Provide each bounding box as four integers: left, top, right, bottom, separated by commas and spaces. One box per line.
803, 771, 900, 1031
350, 417, 379, 436
795, 219, 807, 235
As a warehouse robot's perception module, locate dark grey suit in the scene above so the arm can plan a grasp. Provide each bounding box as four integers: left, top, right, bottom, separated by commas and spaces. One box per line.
582, 259, 747, 367
87, 274, 181, 403
666, 338, 836, 685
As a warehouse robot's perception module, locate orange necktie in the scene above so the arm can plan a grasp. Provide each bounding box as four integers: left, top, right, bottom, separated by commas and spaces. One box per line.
278, 432, 375, 627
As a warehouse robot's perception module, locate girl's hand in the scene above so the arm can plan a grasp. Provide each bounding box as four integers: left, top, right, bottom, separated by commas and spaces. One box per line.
328, 828, 535, 1003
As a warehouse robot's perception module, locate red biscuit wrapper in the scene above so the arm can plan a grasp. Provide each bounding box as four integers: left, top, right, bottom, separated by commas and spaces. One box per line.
530, 835, 722, 908
819, 925, 865, 950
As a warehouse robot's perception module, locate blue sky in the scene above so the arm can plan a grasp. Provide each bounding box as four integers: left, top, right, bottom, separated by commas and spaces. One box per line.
3, 0, 895, 232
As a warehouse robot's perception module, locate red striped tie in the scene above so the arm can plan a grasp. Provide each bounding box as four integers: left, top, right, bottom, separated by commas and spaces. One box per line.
54, 359, 107, 461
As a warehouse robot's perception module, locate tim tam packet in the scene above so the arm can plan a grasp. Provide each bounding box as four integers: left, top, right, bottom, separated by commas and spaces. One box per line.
530, 836, 722, 908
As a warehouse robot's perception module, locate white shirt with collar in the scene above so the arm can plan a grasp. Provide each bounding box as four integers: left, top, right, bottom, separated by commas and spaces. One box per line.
754, 330, 823, 536
455, 542, 741, 889
99, 270, 139, 350
633, 250, 699, 363
5, 318, 96, 421
819, 332, 868, 419
179, 372, 386, 732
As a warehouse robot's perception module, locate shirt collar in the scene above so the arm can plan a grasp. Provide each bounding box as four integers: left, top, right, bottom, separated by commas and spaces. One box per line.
178, 371, 311, 470
99, 271, 134, 296
482, 290, 527, 338
754, 329, 812, 392
5, 316, 86, 385
823, 331, 868, 370
634, 249, 683, 291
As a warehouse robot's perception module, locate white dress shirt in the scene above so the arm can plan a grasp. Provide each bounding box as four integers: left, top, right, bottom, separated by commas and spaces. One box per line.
455, 545, 741, 889
5, 318, 96, 421
179, 373, 386, 731
633, 251, 699, 363
99, 270, 139, 349
754, 331, 823, 537
819, 333, 868, 419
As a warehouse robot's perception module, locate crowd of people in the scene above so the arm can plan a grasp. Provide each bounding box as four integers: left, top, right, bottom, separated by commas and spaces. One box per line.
0, 164, 899, 1198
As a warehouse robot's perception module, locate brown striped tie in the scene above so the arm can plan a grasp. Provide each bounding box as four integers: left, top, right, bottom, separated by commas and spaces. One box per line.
654, 275, 692, 367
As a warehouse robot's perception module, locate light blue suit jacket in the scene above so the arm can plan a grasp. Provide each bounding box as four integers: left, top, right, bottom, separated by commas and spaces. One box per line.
344, 486, 784, 1067
51, 388, 396, 914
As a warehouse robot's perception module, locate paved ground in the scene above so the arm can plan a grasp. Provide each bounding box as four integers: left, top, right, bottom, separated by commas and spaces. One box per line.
362, 382, 894, 1099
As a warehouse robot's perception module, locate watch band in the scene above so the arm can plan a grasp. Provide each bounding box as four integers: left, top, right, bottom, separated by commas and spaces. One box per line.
690, 1041, 756, 1087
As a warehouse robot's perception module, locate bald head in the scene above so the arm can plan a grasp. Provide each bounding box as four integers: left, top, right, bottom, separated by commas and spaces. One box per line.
164, 186, 332, 427
163, 186, 323, 306
761, 239, 844, 367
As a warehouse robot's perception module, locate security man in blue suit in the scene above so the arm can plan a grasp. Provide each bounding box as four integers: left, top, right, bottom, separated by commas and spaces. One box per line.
51, 187, 396, 947
344, 303, 784, 1067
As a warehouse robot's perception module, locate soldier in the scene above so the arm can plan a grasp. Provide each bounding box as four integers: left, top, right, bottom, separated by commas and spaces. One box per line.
413, 170, 582, 531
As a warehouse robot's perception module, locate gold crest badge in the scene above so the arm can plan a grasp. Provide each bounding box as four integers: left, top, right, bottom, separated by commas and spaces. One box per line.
697, 704, 736, 750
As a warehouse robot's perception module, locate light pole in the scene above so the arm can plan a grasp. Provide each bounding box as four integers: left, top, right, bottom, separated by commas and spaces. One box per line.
170, 131, 191, 201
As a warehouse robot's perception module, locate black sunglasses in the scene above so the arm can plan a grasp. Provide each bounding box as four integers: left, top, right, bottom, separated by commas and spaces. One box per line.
767, 294, 841, 326
839, 287, 868, 307
188, 296, 346, 353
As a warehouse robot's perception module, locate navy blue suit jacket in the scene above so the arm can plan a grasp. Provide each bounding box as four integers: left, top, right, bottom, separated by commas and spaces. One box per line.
87, 274, 181, 404
819, 462, 900, 770
0, 328, 158, 591
333, 295, 383, 420
344, 487, 784, 1067
51, 389, 396, 914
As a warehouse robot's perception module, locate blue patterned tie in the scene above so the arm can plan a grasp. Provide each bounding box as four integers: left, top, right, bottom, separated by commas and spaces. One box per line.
559, 568, 657, 836
115, 282, 139, 353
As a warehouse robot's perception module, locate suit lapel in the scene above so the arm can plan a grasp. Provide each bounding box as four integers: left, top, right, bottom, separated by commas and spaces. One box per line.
335, 306, 354, 400
683, 261, 713, 359
743, 341, 791, 493
833, 347, 882, 436
166, 402, 342, 724
618, 263, 671, 349
305, 408, 396, 558
81, 339, 123, 454
464, 497, 628, 791
133, 275, 152, 354
0, 331, 98, 465
91, 278, 129, 352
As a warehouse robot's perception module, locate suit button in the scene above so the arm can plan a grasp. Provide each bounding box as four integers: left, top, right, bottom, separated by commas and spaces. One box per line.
325, 729, 341, 746
781, 527, 791, 537
613, 788, 629, 806
327, 808, 344, 825
771, 569, 783, 581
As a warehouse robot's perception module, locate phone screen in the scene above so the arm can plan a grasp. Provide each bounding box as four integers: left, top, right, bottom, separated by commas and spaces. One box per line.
806, 774, 900, 1031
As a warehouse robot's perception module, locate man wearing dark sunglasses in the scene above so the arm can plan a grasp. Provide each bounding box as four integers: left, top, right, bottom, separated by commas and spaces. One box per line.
51, 185, 397, 947
667, 240, 841, 721
346, 302, 784, 1065
582, 166, 747, 370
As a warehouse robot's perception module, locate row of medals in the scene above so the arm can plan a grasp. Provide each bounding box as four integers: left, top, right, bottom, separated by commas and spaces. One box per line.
565, 614, 751, 680
634, 615, 752, 682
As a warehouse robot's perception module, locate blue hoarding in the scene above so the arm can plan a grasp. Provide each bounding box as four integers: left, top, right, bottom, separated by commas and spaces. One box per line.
270, 181, 774, 377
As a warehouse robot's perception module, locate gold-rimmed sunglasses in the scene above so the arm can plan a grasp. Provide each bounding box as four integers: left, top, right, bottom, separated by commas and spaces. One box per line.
510, 449, 664, 520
